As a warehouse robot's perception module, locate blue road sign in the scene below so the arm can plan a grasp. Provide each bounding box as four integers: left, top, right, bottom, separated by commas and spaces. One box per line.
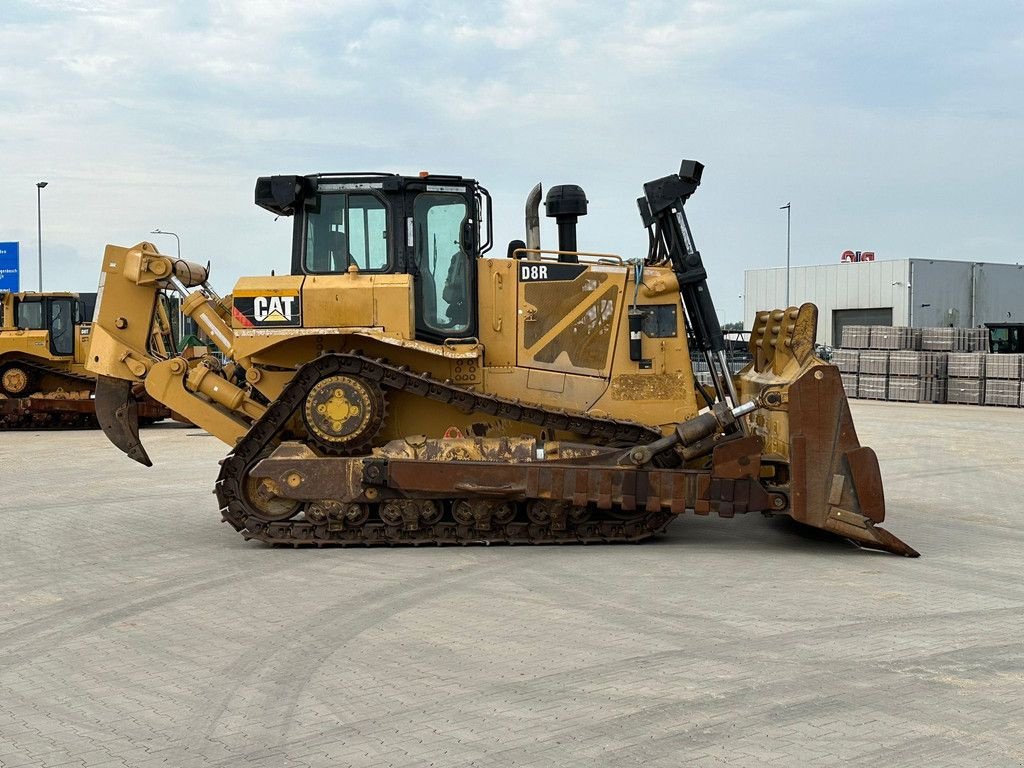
0, 242, 19, 292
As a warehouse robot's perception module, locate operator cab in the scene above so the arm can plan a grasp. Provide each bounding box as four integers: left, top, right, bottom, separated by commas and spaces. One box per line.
985, 323, 1024, 354
255, 172, 493, 343
8, 293, 83, 357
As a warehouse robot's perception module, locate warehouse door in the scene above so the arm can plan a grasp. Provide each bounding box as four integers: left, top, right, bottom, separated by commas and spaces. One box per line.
833, 308, 893, 346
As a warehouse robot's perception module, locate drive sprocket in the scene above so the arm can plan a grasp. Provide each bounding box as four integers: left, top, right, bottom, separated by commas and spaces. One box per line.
301, 373, 386, 455
0, 364, 34, 397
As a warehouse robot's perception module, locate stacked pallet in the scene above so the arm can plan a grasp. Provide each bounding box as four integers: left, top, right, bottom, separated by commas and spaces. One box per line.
831, 325, 1024, 407
690, 324, 1014, 408
839, 325, 871, 349
946, 353, 985, 405
920, 326, 988, 352
869, 325, 918, 351
832, 349, 859, 398
920, 327, 955, 351
984, 354, 1023, 407
857, 351, 889, 400
887, 351, 947, 404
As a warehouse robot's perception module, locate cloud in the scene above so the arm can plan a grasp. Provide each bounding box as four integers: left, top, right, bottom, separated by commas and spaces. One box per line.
0, 0, 1020, 327
450, 0, 565, 50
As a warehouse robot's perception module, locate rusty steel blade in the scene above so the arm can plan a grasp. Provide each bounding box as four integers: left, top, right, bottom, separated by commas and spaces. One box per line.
94, 375, 152, 467
740, 305, 917, 557
785, 366, 918, 557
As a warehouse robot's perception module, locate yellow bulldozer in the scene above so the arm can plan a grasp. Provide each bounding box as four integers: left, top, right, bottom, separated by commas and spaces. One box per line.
86, 161, 917, 556
0, 290, 169, 428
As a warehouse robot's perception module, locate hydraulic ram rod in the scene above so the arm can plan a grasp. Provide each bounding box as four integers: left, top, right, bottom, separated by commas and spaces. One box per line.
639, 160, 741, 407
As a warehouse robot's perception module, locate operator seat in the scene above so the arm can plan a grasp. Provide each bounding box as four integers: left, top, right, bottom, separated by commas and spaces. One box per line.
326, 230, 355, 272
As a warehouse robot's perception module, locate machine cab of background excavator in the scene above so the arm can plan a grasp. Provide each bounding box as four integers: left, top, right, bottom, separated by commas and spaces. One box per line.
985, 323, 1024, 354
255, 173, 493, 344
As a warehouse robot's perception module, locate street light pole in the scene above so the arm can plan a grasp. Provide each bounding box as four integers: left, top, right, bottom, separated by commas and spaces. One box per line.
779, 202, 791, 307
36, 181, 48, 292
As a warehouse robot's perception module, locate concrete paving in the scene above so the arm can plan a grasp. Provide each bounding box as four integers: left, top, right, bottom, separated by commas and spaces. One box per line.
0, 400, 1022, 767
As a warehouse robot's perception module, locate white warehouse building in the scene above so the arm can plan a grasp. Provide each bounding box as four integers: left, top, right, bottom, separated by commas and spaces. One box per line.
743, 259, 1024, 346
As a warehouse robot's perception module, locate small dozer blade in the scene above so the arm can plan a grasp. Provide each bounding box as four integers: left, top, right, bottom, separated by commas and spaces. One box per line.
739, 304, 918, 557
94, 375, 152, 467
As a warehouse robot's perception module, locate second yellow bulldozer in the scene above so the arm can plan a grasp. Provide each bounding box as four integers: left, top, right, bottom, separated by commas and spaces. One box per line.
0, 290, 169, 428
85, 161, 917, 556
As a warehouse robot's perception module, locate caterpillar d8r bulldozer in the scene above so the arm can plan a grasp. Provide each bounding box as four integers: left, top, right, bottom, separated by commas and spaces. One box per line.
85, 160, 918, 556
0, 290, 170, 428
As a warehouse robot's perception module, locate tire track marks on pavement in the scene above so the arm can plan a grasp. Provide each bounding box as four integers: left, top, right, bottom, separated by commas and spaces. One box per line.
168, 558, 496, 764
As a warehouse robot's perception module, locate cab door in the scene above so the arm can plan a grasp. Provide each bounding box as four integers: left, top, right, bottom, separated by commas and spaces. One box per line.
410, 191, 476, 342
47, 297, 75, 356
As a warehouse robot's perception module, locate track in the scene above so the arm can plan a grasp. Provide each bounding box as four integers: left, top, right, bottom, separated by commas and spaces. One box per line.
15, 357, 96, 387
215, 353, 681, 546
0, 364, 169, 429
0, 396, 99, 429
0, 359, 99, 428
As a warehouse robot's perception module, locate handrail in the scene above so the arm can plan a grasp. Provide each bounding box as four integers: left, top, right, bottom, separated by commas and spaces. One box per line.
511, 248, 625, 265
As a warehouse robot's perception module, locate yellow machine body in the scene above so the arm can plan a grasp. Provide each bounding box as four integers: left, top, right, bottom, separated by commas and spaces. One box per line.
86, 164, 916, 556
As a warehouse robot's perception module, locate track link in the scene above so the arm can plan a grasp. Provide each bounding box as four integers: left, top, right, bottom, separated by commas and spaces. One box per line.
14, 358, 96, 387
0, 398, 98, 429
0, 359, 97, 428
215, 353, 677, 546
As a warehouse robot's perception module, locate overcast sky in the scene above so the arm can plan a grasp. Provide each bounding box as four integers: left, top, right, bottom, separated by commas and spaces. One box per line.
2, 0, 1022, 322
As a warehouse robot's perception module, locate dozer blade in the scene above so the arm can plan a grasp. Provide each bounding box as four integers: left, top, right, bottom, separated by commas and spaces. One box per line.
784, 365, 918, 557
94, 374, 152, 467
739, 304, 918, 557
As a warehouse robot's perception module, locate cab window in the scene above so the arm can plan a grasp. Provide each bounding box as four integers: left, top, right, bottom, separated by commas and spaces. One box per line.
49, 298, 74, 356
305, 193, 388, 273
990, 328, 1009, 353
413, 194, 470, 335
15, 300, 44, 330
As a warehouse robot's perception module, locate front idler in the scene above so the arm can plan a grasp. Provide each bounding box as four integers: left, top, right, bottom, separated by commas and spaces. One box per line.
94, 375, 153, 467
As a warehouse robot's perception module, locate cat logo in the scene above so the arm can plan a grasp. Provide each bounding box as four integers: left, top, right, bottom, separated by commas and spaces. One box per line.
254, 296, 296, 323
233, 292, 302, 328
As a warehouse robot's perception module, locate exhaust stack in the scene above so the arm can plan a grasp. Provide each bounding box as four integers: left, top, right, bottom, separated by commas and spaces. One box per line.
525, 183, 542, 252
